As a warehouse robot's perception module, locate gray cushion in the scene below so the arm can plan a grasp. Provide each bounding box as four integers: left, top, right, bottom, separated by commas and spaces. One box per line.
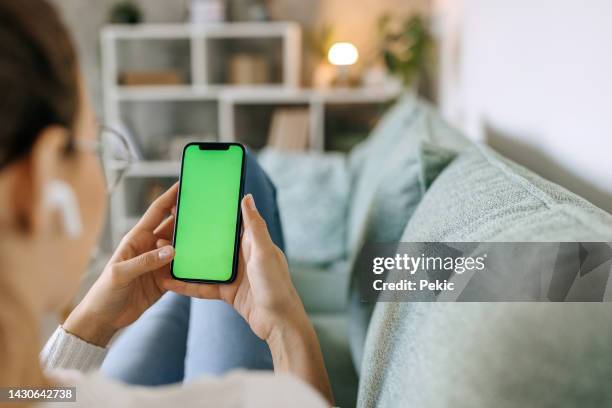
347, 103, 471, 373
347, 96, 470, 253
259, 149, 349, 264
346, 92, 419, 255
358, 144, 612, 407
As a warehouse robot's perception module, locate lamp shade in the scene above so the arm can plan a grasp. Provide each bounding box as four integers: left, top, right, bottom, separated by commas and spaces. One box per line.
327, 42, 359, 66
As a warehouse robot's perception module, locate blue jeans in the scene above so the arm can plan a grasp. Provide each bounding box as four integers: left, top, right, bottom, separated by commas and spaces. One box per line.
101, 152, 284, 385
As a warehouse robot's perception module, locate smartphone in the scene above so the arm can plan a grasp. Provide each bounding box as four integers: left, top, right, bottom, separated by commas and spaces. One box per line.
171, 142, 246, 283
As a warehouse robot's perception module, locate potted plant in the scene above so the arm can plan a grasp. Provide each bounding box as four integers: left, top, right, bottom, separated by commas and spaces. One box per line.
109, 1, 143, 24
305, 24, 335, 88
377, 14, 432, 88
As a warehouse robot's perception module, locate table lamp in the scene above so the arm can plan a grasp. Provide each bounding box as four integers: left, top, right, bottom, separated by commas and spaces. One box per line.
327, 42, 359, 86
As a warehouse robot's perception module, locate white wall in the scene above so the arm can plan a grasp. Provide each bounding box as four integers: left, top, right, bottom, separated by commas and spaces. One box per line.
436, 0, 612, 213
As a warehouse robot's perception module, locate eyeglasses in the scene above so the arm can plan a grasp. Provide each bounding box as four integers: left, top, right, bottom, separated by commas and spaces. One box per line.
75, 125, 135, 193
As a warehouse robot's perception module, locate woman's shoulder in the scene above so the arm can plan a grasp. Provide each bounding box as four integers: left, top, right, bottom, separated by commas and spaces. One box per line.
39, 369, 327, 408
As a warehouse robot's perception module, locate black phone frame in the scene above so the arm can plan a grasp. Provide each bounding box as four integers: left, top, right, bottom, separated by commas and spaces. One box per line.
170, 142, 246, 284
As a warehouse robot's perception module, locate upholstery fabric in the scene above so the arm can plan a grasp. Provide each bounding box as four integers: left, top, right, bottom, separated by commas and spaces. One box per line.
358, 143, 612, 407
403, 143, 612, 242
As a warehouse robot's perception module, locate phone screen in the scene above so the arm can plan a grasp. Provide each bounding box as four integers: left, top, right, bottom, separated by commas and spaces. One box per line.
171, 143, 245, 283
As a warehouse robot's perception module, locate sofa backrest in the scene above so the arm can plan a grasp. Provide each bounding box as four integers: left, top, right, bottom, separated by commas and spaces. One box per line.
401, 143, 612, 242
357, 143, 612, 407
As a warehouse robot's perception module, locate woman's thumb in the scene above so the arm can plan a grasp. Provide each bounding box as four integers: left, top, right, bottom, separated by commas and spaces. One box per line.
241, 194, 273, 247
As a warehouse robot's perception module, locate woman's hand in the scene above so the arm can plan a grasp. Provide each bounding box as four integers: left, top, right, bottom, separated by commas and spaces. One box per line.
162, 194, 305, 342
63, 183, 179, 347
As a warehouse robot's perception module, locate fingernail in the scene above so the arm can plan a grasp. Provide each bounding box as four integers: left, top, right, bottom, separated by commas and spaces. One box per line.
246, 194, 256, 210
158, 246, 174, 260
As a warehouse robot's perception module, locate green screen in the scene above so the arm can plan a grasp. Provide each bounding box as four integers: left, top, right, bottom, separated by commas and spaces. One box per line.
172, 144, 244, 281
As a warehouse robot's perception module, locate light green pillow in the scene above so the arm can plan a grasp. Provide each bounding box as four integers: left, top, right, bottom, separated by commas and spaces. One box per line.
362, 139, 461, 245
348, 98, 471, 255
259, 148, 349, 265
347, 106, 471, 372
346, 92, 419, 254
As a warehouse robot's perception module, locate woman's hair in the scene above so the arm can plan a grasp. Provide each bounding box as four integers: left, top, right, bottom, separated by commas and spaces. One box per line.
0, 0, 79, 170
0, 0, 79, 387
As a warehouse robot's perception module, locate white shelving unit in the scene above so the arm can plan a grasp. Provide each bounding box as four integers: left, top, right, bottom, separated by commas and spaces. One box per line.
101, 23, 401, 244
101, 23, 302, 121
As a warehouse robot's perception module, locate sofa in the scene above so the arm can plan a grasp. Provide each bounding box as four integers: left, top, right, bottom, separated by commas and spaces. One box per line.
260, 93, 612, 407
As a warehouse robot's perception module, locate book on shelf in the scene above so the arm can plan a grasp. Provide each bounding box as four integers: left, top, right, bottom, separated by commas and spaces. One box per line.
267, 108, 310, 151
118, 70, 183, 86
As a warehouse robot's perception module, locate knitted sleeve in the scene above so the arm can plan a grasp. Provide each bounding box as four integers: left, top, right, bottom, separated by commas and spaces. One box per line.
40, 326, 107, 372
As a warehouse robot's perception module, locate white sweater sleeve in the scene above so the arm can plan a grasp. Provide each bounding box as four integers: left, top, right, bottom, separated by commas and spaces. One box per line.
40, 326, 107, 372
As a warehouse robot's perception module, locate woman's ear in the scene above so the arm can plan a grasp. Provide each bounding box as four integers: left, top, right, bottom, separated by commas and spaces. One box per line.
10, 126, 70, 234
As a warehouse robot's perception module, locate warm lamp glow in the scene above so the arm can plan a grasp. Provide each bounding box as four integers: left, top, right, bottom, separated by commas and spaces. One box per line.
327, 42, 359, 66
